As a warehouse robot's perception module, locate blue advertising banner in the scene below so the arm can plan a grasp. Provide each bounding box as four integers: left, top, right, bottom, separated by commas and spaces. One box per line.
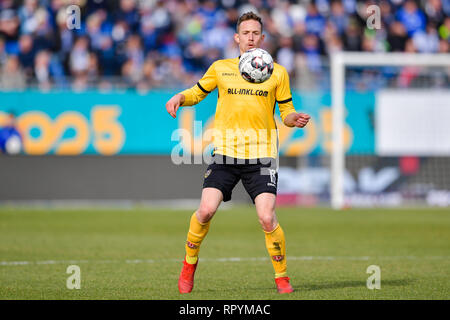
0, 90, 375, 156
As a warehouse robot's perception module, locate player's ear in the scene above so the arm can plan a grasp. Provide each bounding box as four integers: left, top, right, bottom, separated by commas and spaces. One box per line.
234, 33, 240, 45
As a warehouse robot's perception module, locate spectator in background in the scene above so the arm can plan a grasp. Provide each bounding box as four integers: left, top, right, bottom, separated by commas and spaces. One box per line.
387, 20, 409, 52
139, 2, 159, 52
0, 36, 7, 66
413, 22, 440, 53
183, 40, 207, 73
0, 0, 15, 11
342, 18, 362, 51
276, 36, 295, 76
17, 34, 35, 78
397, 38, 421, 88
438, 17, 450, 41
439, 38, 449, 53
0, 9, 20, 45
87, 51, 99, 84
96, 34, 116, 76
121, 34, 145, 86
33, 6, 56, 52
34, 49, 51, 90
302, 33, 323, 73
46, 0, 67, 30
323, 21, 344, 55
33, 48, 65, 90
86, 11, 107, 52
396, 0, 426, 36
69, 36, 90, 90
196, 0, 225, 31
54, 6, 74, 60
70, 36, 90, 76
425, 0, 446, 26
202, 18, 234, 53
329, 0, 349, 35
291, 21, 306, 53
111, 19, 131, 63
18, 0, 40, 35
380, 0, 396, 26
362, 33, 376, 52
0, 0, 447, 91
270, 0, 298, 37
115, 0, 140, 33
442, 0, 450, 16
305, 2, 326, 37
0, 111, 22, 155
0, 55, 26, 90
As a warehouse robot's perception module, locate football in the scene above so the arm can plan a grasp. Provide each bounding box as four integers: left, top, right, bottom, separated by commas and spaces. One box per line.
239, 48, 274, 83
5, 135, 22, 155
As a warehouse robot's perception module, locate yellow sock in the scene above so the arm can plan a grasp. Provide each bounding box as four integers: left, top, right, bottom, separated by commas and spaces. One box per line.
264, 224, 288, 278
185, 212, 210, 264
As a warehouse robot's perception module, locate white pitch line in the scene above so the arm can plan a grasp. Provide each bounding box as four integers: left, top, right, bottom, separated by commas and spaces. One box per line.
0, 256, 449, 267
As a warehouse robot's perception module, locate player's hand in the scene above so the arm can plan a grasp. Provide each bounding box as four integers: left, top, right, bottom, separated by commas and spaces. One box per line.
165, 94, 184, 118
285, 112, 310, 128
294, 113, 310, 128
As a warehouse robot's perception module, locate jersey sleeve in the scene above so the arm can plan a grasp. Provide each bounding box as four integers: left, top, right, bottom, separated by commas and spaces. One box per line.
275, 66, 297, 122
179, 62, 218, 106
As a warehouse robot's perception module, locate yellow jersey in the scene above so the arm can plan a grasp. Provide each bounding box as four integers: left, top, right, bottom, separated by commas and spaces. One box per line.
179, 57, 297, 159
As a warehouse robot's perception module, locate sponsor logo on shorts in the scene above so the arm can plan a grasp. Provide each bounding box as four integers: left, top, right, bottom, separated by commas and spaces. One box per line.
272, 255, 284, 262
267, 168, 277, 187
204, 169, 212, 179
186, 241, 198, 249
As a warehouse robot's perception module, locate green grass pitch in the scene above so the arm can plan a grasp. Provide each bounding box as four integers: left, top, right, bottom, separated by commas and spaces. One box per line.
0, 206, 449, 300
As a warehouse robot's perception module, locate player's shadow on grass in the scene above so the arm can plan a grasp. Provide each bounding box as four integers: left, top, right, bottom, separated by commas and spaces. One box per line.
192, 279, 414, 294
300, 279, 414, 291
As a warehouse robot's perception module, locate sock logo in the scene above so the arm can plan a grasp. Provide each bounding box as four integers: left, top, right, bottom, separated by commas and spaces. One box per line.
186, 241, 198, 249
273, 242, 281, 251
272, 255, 284, 262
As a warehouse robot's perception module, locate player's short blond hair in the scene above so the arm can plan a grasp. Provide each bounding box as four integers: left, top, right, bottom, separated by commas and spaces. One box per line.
236, 12, 263, 33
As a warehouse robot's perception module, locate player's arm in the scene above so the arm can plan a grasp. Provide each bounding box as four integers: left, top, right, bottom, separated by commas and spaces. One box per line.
165, 63, 217, 118
166, 93, 185, 118
283, 111, 310, 128
276, 66, 310, 128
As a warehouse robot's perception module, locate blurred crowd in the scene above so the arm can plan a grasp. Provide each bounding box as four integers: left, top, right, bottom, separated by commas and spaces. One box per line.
0, 0, 449, 92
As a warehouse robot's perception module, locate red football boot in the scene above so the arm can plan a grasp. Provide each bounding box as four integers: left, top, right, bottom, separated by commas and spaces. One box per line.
178, 258, 198, 294
275, 277, 294, 294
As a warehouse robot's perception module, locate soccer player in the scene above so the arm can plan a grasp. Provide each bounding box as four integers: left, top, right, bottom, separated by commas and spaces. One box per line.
165, 12, 310, 294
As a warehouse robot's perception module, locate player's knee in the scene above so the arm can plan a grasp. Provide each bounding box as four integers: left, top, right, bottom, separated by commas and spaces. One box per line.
259, 214, 276, 232
197, 204, 217, 223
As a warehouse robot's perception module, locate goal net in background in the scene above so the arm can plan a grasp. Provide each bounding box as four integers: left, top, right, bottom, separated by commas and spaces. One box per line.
330, 52, 450, 209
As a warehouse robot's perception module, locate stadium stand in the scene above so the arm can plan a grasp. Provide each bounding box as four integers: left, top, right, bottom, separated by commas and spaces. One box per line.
0, 0, 449, 92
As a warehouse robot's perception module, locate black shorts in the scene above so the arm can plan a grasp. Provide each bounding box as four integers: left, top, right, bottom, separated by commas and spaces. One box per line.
202, 154, 278, 203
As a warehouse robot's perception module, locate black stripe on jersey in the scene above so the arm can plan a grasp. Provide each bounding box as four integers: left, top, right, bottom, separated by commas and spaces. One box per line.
197, 82, 210, 94
277, 97, 292, 104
